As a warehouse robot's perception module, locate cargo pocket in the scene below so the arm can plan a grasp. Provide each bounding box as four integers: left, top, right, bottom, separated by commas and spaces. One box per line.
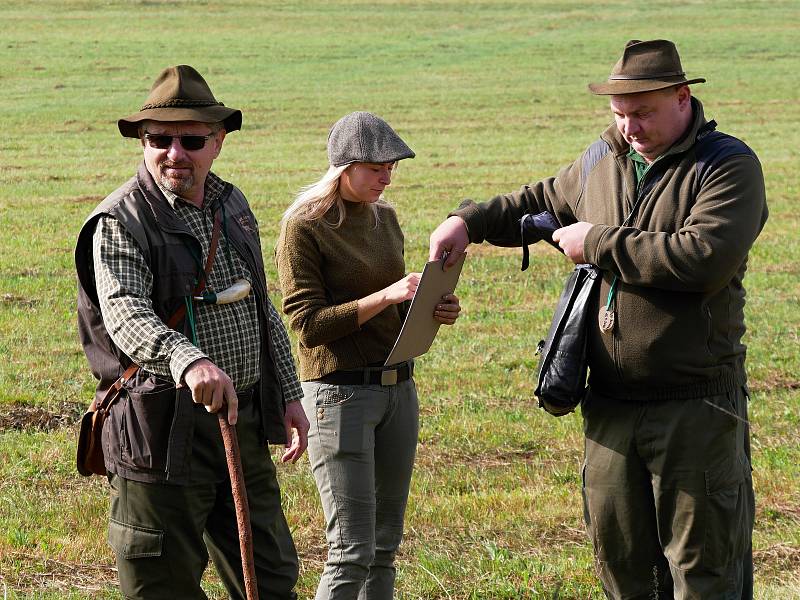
108, 518, 163, 559
703, 456, 748, 569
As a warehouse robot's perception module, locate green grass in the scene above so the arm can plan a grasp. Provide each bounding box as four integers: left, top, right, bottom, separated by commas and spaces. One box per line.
1, 0, 799, 597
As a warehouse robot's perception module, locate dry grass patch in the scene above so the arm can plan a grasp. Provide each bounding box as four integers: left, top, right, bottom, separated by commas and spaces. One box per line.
0, 550, 117, 595
754, 543, 800, 579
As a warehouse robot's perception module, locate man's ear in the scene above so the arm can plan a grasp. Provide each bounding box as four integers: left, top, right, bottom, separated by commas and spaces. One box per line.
677, 85, 692, 109
212, 129, 226, 158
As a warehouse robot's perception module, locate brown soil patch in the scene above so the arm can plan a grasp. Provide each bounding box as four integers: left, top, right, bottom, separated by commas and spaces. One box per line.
0, 293, 38, 307
750, 374, 800, 393
67, 195, 103, 204
415, 443, 580, 471
0, 401, 83, 431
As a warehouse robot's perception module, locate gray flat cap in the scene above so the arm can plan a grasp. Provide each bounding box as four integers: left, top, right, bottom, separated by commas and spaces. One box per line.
327, 111, 415, 167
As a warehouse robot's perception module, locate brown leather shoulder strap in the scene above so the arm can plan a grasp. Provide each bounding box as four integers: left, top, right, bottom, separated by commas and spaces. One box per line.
166, 211, 222, 329
96, 362, 140, 410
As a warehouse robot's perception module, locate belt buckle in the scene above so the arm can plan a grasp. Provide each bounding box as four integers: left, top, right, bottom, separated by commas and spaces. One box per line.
380, 369, 398, 386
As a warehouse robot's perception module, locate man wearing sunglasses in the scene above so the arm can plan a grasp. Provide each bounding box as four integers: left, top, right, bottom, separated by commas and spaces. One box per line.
75, 65, 308, 599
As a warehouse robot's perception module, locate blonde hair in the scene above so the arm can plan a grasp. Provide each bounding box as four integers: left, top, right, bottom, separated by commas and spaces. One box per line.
282, 164, 392, 228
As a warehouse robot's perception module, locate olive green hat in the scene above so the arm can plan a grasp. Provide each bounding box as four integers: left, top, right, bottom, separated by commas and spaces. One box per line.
118, 65, 242, 138
327, 111, 415, 167
588, 39, 705, 95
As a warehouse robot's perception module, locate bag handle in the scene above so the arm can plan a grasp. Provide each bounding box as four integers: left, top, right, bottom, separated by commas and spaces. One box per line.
96, 211, 223, 412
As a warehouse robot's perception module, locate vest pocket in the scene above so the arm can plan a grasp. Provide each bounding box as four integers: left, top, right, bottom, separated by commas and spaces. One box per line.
120, 381, 177, 472
153, 271, 196, 308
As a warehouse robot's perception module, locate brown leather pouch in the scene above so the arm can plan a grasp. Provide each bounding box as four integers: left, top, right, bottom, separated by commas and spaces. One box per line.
76, 397, 112, 476
76, 368, 133, 477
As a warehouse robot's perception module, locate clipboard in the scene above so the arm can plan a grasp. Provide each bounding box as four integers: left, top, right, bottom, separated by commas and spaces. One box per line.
384, 253, 466, 366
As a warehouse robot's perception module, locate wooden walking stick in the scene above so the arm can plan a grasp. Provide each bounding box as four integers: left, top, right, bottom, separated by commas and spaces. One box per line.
218, 412, 259, 600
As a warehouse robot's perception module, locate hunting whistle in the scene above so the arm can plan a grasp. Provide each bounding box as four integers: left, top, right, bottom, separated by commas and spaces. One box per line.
194, 278, 252, 305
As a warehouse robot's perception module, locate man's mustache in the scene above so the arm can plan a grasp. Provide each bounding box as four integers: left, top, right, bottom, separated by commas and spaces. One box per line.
161, 162, 194, 171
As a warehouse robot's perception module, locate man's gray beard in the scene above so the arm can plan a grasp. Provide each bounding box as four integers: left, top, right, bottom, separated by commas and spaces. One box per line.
159, 171, 194, 196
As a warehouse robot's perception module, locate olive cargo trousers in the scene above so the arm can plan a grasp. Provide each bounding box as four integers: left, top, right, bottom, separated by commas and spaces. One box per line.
581, 386, 754, 599
301, 377, 419, 600
107, 396, 299, 600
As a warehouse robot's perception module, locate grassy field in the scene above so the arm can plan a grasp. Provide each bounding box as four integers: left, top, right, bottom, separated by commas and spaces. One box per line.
1, 0, 798, 597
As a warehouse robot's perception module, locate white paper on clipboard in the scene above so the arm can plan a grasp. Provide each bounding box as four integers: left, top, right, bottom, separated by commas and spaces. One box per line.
384, 253, 466, 366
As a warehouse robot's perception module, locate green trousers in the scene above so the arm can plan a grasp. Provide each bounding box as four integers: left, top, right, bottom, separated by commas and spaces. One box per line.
581, 386, 754, 600
301, 377, 419, 600
107, 396, 298, 600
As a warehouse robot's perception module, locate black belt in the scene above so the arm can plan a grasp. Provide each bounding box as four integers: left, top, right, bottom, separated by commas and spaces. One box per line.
316, 362, 413, 386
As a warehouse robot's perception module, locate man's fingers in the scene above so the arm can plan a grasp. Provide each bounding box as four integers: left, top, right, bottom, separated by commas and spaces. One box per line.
281, 428, 307, 464
191, 385, 204, 409
296, 421, 309, 455
443, 249, 465, 269
283, 418, 293, 451
428, 241, 449, 262
184, 360, 239, 419
429, 216, 469, 265
225, 382, 239, 425
281, 434, 301, 463
281, 402, 309, 463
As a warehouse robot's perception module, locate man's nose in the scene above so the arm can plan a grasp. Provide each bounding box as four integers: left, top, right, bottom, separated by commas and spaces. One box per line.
624, 118, 641, 137
379, 168, 392, 185
166, 139, 187, 160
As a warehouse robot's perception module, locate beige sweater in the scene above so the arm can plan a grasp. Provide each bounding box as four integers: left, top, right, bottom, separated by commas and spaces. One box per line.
275, 201, 406, 380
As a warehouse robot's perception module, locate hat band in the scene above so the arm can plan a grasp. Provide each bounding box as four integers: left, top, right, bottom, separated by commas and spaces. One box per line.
609, 70, 685, 81
140, 99, 224, 110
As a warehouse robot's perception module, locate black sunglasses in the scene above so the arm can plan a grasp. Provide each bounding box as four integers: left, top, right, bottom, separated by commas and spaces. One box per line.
143, 132, 214, 151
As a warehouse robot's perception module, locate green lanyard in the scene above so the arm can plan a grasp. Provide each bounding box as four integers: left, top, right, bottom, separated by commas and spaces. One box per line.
604, 149, 662, 312
604, 276, 619, 314
184, 203, 232, 348
185, 296, 198, 346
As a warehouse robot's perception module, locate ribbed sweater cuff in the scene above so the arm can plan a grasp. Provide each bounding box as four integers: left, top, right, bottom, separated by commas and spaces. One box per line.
449, 200, 486, 244
583, 224, 610, 266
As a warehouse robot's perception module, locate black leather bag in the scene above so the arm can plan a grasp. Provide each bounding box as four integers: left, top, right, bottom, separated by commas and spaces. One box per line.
519, 211, 601, 416
534, 263, 600, 416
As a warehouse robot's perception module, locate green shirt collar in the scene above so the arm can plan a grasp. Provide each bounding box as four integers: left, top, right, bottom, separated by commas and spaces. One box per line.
627, 147, 650, 185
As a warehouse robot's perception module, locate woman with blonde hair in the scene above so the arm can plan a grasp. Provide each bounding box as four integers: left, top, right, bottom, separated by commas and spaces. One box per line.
276, 111, 460, 599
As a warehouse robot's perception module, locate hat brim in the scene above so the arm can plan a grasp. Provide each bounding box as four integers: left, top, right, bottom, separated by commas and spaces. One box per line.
118, 105, 242, 138
331, 149, 416, 168
588, 77, 705, 96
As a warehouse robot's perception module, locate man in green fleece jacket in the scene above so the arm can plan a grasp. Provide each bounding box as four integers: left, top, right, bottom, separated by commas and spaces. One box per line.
429, 39, 767, 599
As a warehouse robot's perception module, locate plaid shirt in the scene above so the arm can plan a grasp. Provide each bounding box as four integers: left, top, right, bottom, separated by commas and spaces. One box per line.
92, 171, 302, 402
